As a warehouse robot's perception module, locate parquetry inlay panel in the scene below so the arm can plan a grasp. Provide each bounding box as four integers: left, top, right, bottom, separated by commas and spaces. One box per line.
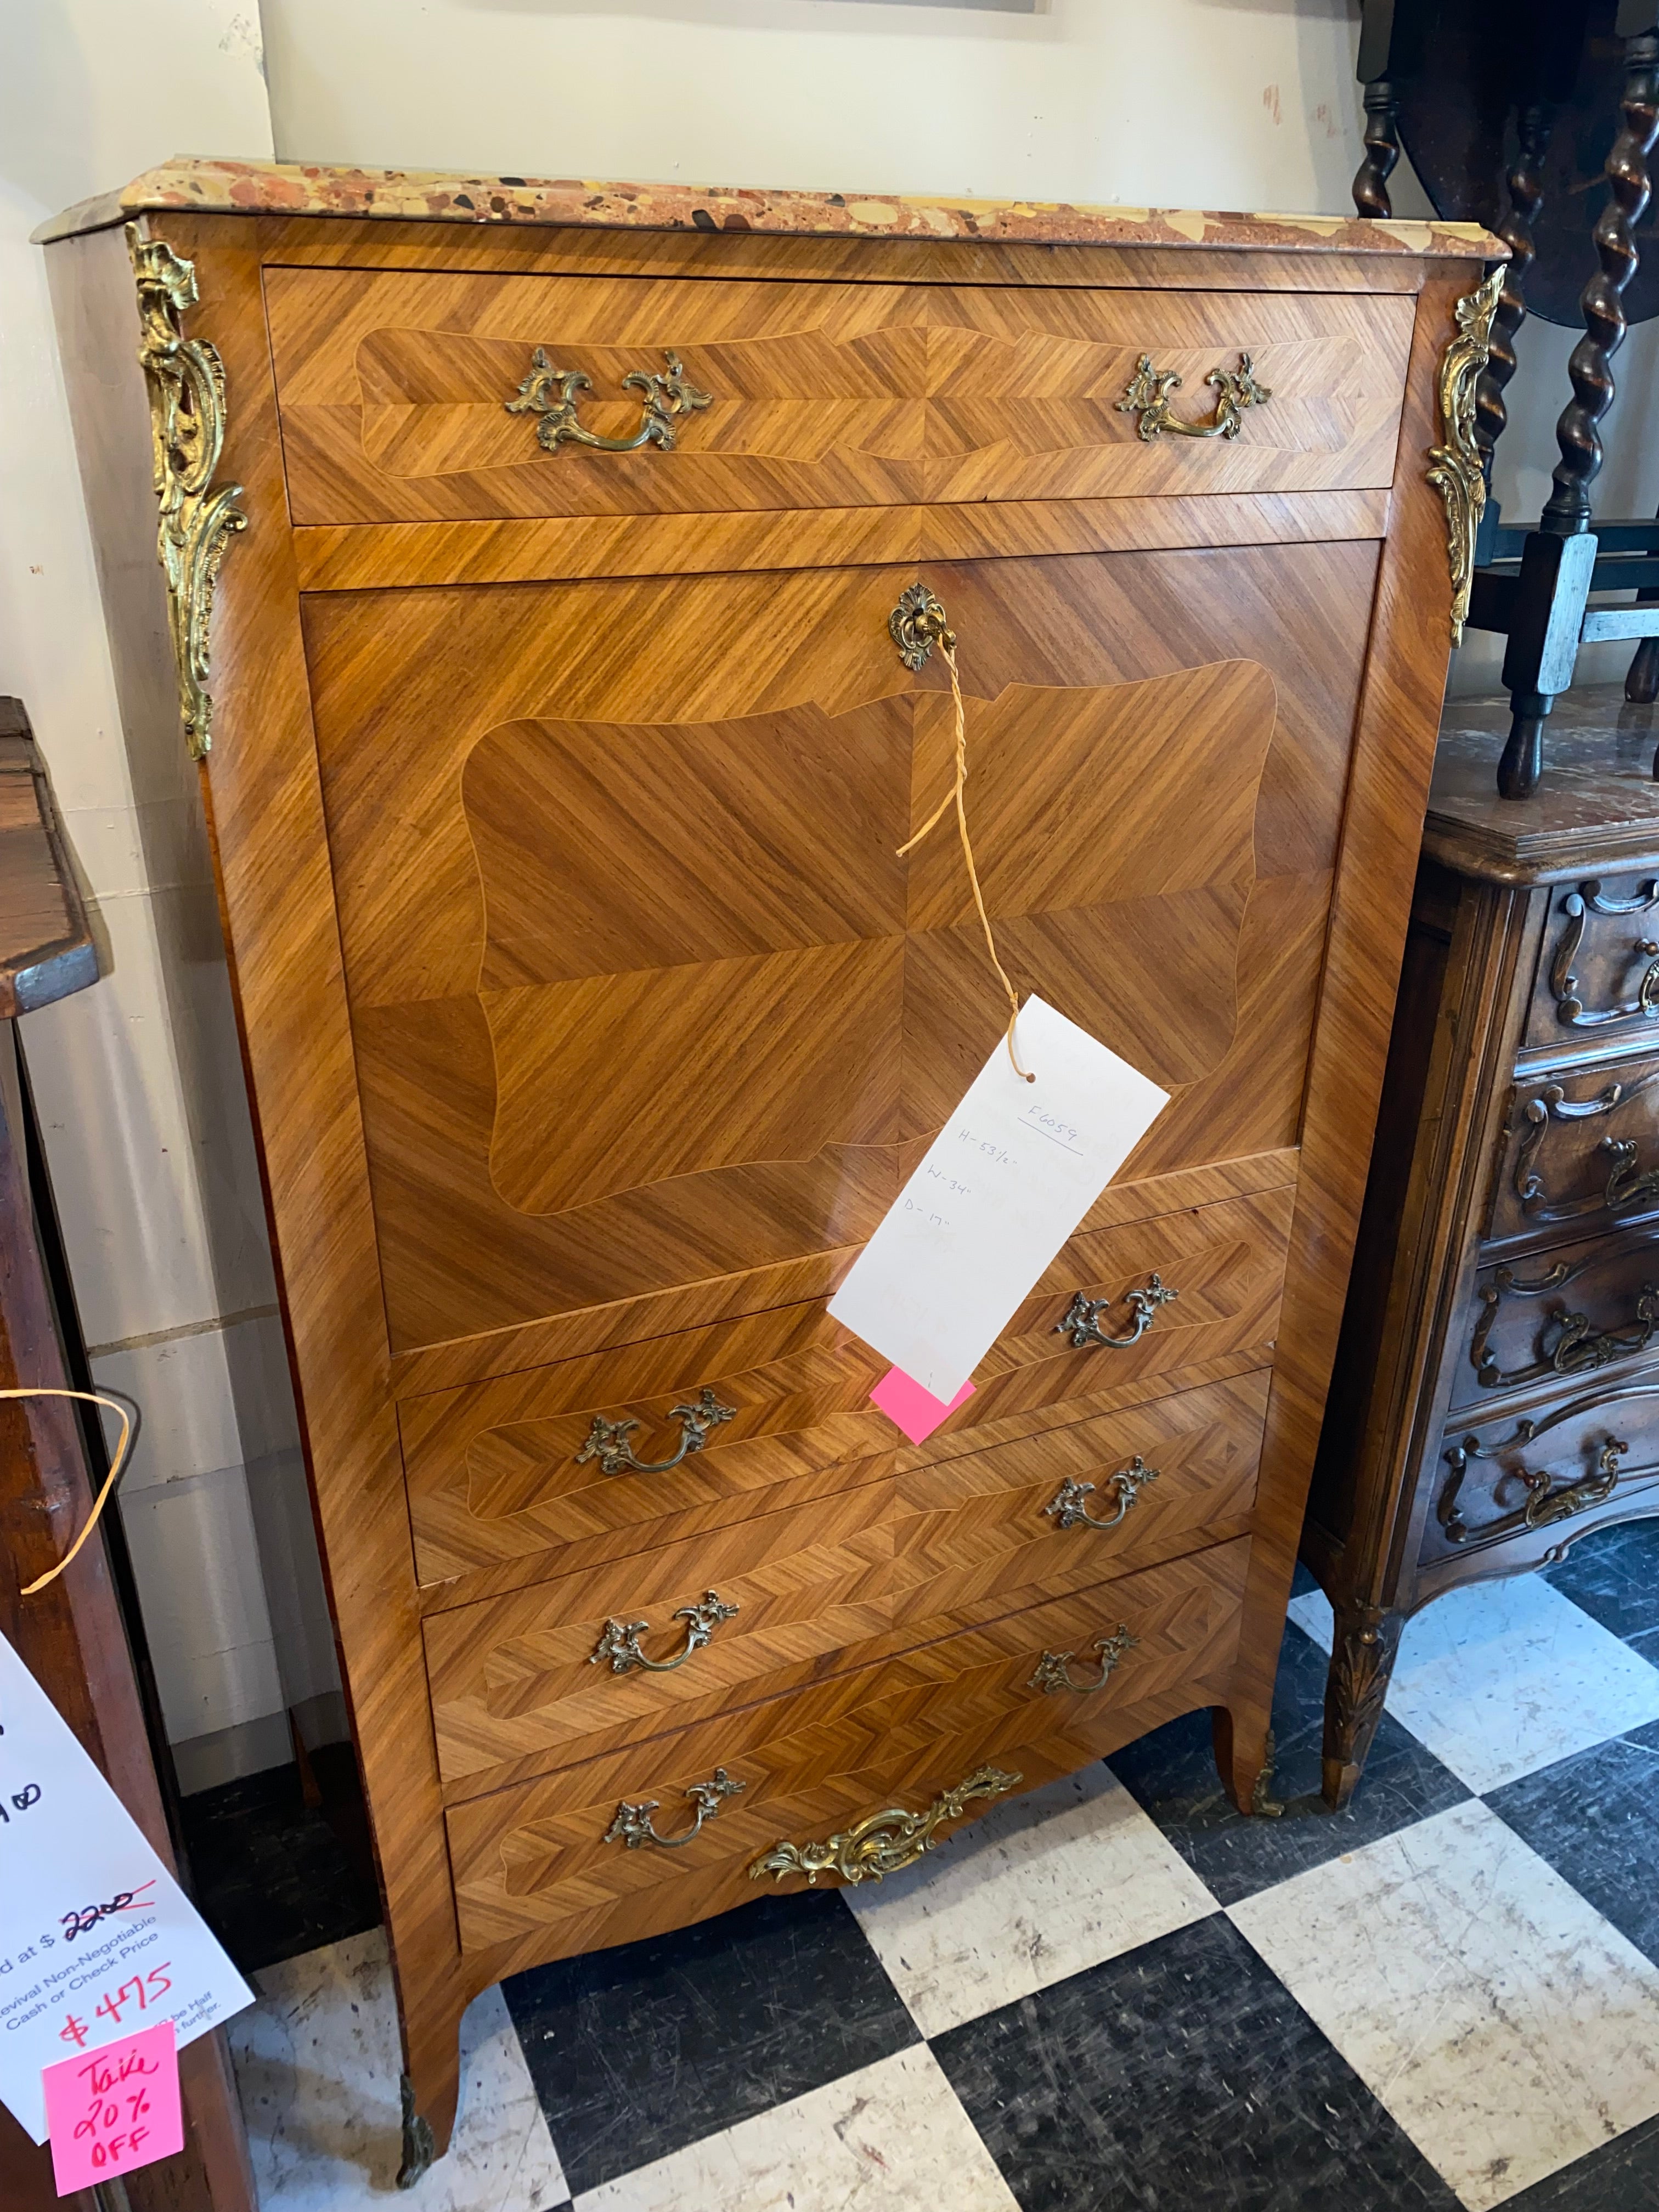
263, 270, 1417, 523
302, 544, 1373, 1358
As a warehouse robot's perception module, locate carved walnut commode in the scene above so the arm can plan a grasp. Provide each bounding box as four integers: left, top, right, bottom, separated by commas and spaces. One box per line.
1308, 691, 1659, 1808
38, 159, 1498, 2174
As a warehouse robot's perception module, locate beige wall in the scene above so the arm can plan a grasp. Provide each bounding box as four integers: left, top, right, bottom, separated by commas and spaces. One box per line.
260, 0, 1371, 212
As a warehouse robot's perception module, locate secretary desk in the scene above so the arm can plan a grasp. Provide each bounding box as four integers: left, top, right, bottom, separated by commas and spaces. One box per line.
39, 159, 1498, 2174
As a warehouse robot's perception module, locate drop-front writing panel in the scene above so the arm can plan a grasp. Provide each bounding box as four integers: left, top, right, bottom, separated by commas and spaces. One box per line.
302, 543, 1374, 1373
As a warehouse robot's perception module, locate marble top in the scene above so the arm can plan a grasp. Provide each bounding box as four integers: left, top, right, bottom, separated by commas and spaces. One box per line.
1427, 687, 1659, 884
33, 156, 1503, 256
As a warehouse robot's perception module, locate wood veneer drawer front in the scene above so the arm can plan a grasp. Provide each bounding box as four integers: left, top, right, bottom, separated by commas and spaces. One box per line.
1425, 1376, 1659, 1566
422, 1369, 1268, 1796
400, 1188, 1289, 1586
444, 1538, 1248, 1956
1489, 1054, 1659, 1249
265, 266, 1414, 525
1452, 1221, 1659, 1415
1523, 875, 1659, 1057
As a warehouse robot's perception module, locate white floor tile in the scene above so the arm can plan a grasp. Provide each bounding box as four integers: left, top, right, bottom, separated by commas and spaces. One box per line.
229, 1928, 567, 2211
1289, 1575, 1659, 1793
1229, 1799, 1659, 2210
573, 2043, 1017, 2212
844, 1762, 1216, 2036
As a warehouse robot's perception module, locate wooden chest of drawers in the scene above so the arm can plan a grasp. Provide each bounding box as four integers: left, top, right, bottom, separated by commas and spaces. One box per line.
40, 159, 1497, 2173
1308, 691, 1659, 1807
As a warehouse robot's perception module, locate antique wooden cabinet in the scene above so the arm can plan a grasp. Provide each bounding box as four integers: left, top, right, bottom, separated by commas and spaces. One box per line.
1308, 689, 1659, 1807
40, 159, 1497, 2171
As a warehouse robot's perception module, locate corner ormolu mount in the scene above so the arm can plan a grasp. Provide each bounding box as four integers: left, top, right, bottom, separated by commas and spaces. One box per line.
126, 226, 247, 761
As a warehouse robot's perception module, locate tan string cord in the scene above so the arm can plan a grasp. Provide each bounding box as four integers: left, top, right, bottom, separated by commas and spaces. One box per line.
0, 1389, 136, 1595
897, 641, 1035, 1081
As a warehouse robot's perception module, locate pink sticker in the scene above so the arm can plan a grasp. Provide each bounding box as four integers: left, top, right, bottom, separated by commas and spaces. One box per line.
870, 1366, 975, 1445
43, 2019, 183, 2197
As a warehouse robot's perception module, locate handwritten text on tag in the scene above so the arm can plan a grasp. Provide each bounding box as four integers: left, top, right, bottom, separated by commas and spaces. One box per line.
0, 1629, 251, 2144
831, 997, 1169, 1402
44, 2018, 184, 2195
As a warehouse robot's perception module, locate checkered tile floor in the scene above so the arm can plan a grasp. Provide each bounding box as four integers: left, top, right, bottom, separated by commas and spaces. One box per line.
228, 1521, 1659, 2211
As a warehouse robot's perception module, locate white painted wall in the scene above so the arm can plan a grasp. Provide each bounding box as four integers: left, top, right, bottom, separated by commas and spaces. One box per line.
261, 0, 1372, 214
0, 1, 340, 1790
9, 0, 1659, 1785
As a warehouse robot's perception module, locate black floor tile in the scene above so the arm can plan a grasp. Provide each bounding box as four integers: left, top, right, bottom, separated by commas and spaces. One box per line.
1504, 2110, 1659, 2209
933, 1914, 1460, 2212
1107, 1618, 1469, 1906
1545, 1514, 1659, 1666
1486, 1717, 1659, 1967
178, 1760, 381, 1974
502, 1887, 918, 2196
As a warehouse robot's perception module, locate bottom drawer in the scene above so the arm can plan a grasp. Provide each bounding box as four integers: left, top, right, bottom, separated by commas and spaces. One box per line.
1424, 1374, 1659, 1567
446, 1537, 1248, 1966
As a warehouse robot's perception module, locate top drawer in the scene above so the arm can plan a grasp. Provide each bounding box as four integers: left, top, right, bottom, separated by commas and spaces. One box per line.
264, 268, 1416, 526
1523, 874, 1659, 1060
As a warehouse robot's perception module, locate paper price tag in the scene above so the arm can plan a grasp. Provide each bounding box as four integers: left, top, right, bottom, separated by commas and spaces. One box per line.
0, 1628, 252, 2145
832, 997, 1169, 1403
43, 2018, 184, 2194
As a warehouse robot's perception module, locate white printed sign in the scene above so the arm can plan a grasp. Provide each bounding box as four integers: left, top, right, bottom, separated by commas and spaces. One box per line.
830, 996, 1169, 1401
0, 1628, 252, 2143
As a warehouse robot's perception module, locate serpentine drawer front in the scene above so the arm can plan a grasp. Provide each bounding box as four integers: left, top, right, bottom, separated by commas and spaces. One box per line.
421, 1368, 1269, 1796
1522, 872, 1659, 1059
1453, 1218, 1659, 1414
443, 1538, 1249, 1962
263, 267, 1416, 526
399, 1187, 1290, 1590
1489, 1048, 1659, 1249
48, 160, 1486, 2160
1425, 1375, 1659, 1567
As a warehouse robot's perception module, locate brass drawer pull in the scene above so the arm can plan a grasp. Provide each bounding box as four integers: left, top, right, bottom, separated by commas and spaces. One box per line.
1548, 882, 1659, 1029
1043, 1455, 1160, 1532
603, 1767, 744, 1851
1470, 1263, 1659, 1392
1029, 1624, 1138, 1696
748, 1764, 1020, 1887
1440, 1423, 1628, 1547
1117, 353, 1271, 442
575, 1386, 737, 1476
506, 346, 712, 454
1056, 1275, 1178, 1351
589, 1589, 740, 1675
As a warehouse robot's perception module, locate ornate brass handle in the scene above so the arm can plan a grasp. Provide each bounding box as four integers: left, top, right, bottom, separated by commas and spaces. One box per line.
1549, 882, 1659, 1030
506, 346, 712, 454
748, 1764, 1020, 1886
603, 1767, 744, 1850
1440, 1425, 1628, 1546
575, 1386, 737, 1476
1511, 1074, 1659, 1226
1029, 1624, 1138, 1696
1469, 1263, 1659, 1392
1116, 353, 1272, 442
589, 1590, 740, 1675
1056, 1275, 1178, 1351
1042, 1457, 1160, 1532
